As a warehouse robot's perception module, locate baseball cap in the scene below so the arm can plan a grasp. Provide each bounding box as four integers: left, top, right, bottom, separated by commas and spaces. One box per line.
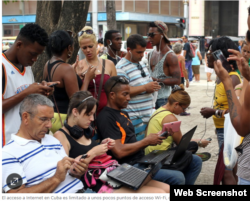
154, 21, 169, 41
181, 35, 188, 39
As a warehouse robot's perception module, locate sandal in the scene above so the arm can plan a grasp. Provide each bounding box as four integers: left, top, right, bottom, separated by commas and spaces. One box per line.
195, 152, 211, 162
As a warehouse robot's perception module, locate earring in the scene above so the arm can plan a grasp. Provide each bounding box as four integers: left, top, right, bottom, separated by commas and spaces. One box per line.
68, 51, 72, 57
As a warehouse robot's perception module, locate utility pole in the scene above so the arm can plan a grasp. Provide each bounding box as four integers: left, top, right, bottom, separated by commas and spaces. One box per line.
183, 0, 189, 36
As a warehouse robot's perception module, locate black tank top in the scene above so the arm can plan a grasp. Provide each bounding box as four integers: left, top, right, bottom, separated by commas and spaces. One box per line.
59, 128, 98, 159
45, 60, 83, 114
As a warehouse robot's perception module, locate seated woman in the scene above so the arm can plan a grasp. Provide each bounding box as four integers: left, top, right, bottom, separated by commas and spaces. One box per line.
74, 26, 117, 115
43, 30, 90, 133
54, 91, 169, 193
145, 84, 210, 185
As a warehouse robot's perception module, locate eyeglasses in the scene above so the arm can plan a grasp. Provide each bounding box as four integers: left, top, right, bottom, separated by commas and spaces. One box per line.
27, 112, 56, 124
66, 30, 74, 38
147, 32, 160, 38
110, 77, 129, 93
137, 63, 146, 77
171, 85, 182, 93
180, 105, 187, 112
78, 30, 94, 37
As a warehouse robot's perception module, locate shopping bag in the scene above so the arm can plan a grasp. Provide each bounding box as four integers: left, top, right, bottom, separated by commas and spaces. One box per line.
223, 113, 241, 170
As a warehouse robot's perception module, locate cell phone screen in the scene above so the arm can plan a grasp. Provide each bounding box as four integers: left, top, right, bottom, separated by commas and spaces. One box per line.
80, 154, 87, 160
159, 131, 169, 138
49, 83, 58, 87
212, 50, 231, 72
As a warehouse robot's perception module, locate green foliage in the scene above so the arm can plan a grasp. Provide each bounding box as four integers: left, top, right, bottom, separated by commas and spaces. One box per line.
3, 0, 22, 5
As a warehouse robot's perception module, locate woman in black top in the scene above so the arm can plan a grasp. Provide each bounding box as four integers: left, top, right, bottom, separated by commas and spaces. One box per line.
54, 91, 169, 193
43, 30, 95, 133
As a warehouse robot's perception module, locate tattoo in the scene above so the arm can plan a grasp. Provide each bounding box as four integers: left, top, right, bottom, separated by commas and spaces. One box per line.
226, 90, 238, 120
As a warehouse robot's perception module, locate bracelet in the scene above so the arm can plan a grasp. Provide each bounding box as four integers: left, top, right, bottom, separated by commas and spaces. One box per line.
234, 88, 242, 91
215, 110, 222, 118
198, 140, 202, 147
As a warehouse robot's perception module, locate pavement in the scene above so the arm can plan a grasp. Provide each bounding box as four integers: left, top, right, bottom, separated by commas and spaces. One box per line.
178, 64, 218, 185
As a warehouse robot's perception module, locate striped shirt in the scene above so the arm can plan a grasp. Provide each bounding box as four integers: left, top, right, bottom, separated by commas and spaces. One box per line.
236, 133, 250, 180
2, 134, 83, 193
116, 58, 154, 123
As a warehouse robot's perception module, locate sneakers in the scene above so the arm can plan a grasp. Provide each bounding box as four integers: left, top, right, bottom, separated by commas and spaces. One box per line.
180, 111, 190, 116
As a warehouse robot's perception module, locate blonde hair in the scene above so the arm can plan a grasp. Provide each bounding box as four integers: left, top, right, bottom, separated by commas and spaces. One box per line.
78, 26, 97, 44
168, 84, 191, 106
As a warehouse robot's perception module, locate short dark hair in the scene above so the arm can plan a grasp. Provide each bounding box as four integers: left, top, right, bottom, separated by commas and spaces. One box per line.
17, 23, 48, 47
46, 30, 74, 58
104, 30, 119, 46
246, 30, 250, 43
67, 91, 98, 117
149, 22, 169, 43
208, 36, 238, 70
104, 76, 129, 99
98, 38, 103, 44
127, 34, 147, 50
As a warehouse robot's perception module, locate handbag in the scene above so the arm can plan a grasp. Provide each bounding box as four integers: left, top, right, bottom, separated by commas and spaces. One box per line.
162, 149, 193, 172
223, 113, 242, 170
82, 154, 120, 191
189, 43, 195, 58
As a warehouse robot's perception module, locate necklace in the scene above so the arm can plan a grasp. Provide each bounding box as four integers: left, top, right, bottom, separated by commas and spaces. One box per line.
85, 57, 101, 73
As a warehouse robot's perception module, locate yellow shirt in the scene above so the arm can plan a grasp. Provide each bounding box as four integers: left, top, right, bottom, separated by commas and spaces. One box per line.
213, 71, 241, 128
145, 107, 174, 155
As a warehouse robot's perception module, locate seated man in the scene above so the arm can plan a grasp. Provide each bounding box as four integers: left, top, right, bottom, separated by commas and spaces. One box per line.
2, 94, 88, 193
96, 76, 202, 185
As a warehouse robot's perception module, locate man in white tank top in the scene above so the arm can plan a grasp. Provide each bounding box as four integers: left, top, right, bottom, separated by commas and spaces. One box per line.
2, 23, 53, 146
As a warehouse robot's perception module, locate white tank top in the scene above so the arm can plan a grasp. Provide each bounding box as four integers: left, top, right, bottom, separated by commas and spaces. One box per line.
2, 53, 34, 146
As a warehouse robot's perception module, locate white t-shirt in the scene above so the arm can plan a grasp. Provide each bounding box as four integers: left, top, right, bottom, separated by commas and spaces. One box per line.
2, 134, 84, 193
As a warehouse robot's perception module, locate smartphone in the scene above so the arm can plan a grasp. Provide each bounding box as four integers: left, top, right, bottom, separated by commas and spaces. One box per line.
159, 130, 169, 138
80, 154, 87, 161
48, 83, 58, 87
162, 121, 181, 133
205, 138, 212, 141
212, 50, 231, 72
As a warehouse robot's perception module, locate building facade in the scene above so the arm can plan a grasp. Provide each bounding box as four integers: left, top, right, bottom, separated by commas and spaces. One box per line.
2, 0, 185, 39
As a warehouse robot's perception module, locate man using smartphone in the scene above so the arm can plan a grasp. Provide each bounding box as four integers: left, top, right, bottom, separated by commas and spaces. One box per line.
2, 24, 57, 146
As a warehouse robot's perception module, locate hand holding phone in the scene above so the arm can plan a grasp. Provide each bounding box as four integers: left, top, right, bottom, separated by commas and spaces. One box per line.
79, 154, 87, 161
159, 131, 169, 138
48, 83, 58, 87
212, 50, 232, 72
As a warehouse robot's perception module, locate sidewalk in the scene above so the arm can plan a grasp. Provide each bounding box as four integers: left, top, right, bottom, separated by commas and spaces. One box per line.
178, 79, 218, 185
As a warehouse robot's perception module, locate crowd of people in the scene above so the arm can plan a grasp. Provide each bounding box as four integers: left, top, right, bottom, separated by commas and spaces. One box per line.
2, 12, 250, 193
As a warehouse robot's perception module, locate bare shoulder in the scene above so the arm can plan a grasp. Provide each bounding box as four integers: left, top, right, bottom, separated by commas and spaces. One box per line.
54, 129, 67, 142
162, 113, 179, 125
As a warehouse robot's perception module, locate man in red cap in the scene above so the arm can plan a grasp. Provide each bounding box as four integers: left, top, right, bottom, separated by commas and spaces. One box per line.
147, 21, 181, 109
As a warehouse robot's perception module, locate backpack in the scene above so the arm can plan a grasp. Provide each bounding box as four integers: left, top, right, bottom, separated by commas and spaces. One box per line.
189, 43, 196, 58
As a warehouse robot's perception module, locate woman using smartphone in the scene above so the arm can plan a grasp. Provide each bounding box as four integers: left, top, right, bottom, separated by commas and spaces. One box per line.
54, 91, 169, 193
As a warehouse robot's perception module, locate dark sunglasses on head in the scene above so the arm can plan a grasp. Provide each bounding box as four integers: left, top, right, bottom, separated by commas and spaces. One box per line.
110, 77, 129, 93
78, 30, 94, 37
147, 32, 160, 38
172, 85, 182, 93
66, 30, 74, 38
137, 63, 146, 77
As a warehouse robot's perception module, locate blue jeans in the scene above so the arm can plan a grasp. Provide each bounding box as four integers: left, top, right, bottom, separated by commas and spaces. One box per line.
216, 128, 224, 153
133, 154, 202, 185
155, 98, 168, 109
185, 60, 193, 81
238, 177, 250, 185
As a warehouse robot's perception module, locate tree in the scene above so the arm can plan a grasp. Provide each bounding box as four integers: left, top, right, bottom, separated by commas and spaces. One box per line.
32, 1, 90, 82
106, 0, 117, 30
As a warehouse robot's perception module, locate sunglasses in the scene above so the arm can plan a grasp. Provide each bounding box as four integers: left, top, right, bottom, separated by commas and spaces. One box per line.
147, 32, 160, 38
66, 30, 74, 38
110, 77, 129, 93
171, 85, 182, 93
137, 63, 146, 77
78, 30, 94, 37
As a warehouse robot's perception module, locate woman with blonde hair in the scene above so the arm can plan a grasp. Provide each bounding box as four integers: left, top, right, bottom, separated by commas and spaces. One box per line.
73, 26, 117, 115
145, 85, 210, 185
